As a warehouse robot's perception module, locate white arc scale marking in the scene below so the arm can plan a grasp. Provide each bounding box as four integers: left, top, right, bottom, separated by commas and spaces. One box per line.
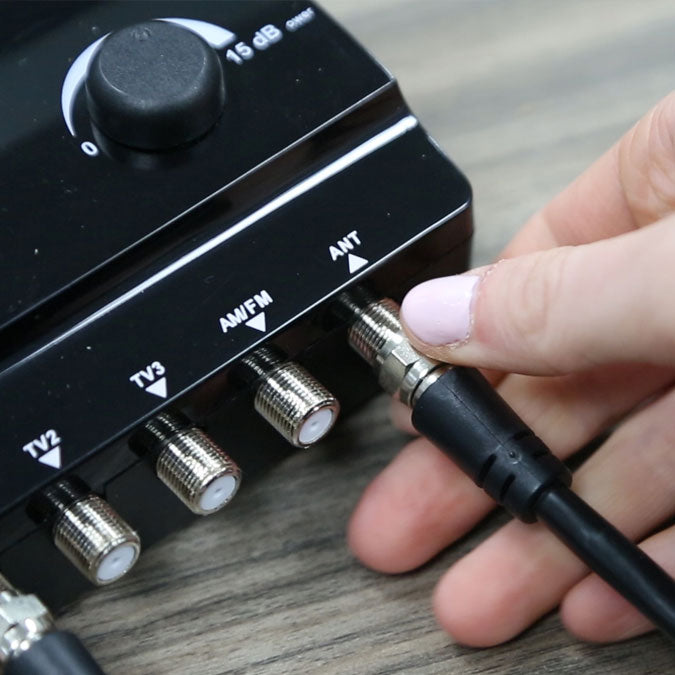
61, 18, 236, 136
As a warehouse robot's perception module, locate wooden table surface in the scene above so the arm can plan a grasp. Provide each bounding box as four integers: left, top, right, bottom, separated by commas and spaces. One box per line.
61, 1, 675, 672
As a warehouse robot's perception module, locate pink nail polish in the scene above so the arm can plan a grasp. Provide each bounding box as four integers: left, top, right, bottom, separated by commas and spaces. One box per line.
401, 275, 479, 345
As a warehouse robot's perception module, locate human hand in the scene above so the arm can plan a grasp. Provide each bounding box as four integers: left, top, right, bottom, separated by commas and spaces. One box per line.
348, 93, 675, 646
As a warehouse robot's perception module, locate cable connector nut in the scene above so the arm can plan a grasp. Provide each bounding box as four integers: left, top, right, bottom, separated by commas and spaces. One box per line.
0, 590, 53, 665
347, 298, 446, 407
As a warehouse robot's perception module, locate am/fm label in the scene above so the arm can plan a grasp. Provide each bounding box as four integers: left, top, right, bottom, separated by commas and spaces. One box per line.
219, 290, 273, 334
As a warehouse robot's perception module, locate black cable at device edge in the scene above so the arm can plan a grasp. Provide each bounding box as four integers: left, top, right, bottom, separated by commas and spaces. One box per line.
411, 366, 675, 641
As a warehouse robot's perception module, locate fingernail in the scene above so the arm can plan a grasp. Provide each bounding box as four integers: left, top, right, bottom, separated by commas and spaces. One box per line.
401, 275, 480, 345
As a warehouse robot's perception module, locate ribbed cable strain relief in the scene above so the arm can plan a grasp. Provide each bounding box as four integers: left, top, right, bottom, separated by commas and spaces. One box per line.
155, 427, 241, 515
53, 495, 140, 585
348, 298, 401, 366
254, 362, 339, 447
412, 367, 572, 522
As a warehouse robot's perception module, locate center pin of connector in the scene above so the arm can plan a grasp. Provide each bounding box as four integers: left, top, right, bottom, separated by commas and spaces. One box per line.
53, 494, 141, 585
29, 478, 141, 586
131, 411, 241, 515
239, 346, 340, 448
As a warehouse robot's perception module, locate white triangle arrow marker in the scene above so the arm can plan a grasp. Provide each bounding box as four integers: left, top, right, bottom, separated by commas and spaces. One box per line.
146, 377, 168, 399
38, 447, 62, 469
348, 254, 369, 274
245, 313, 267, 332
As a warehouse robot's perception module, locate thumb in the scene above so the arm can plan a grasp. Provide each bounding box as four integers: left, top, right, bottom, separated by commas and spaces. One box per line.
400, 217, 675, 374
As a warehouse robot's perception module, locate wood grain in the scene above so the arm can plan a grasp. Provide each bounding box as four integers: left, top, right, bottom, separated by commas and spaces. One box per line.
60, 2, 675, 672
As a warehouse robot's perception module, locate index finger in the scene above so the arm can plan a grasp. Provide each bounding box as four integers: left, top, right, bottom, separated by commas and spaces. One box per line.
499, 91, 675, 259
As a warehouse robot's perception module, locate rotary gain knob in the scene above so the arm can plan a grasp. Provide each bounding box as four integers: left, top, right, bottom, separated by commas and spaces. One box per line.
86, 20, 225, 150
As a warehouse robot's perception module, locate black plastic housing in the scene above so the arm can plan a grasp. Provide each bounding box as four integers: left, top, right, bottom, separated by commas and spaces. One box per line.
0, 1, 472, 609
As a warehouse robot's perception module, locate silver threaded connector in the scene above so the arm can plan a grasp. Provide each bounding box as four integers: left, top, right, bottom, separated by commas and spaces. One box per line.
348, 298, 401, 366
252, 359, 340, 448
0, 576, 54, 666
53, 495, 141, 586
347, 298, 447, 407
155, 425, 241, 515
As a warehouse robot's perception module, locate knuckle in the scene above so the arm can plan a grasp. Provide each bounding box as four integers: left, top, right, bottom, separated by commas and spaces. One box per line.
505, 248, 573, 371
645, 97, 675, 215
623, 92, 675, 225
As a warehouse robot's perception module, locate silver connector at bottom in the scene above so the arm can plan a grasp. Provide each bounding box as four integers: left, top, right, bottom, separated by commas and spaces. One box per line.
53, 495, 141, 586
0, 577, 53, 667
347, 297, 447, 407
